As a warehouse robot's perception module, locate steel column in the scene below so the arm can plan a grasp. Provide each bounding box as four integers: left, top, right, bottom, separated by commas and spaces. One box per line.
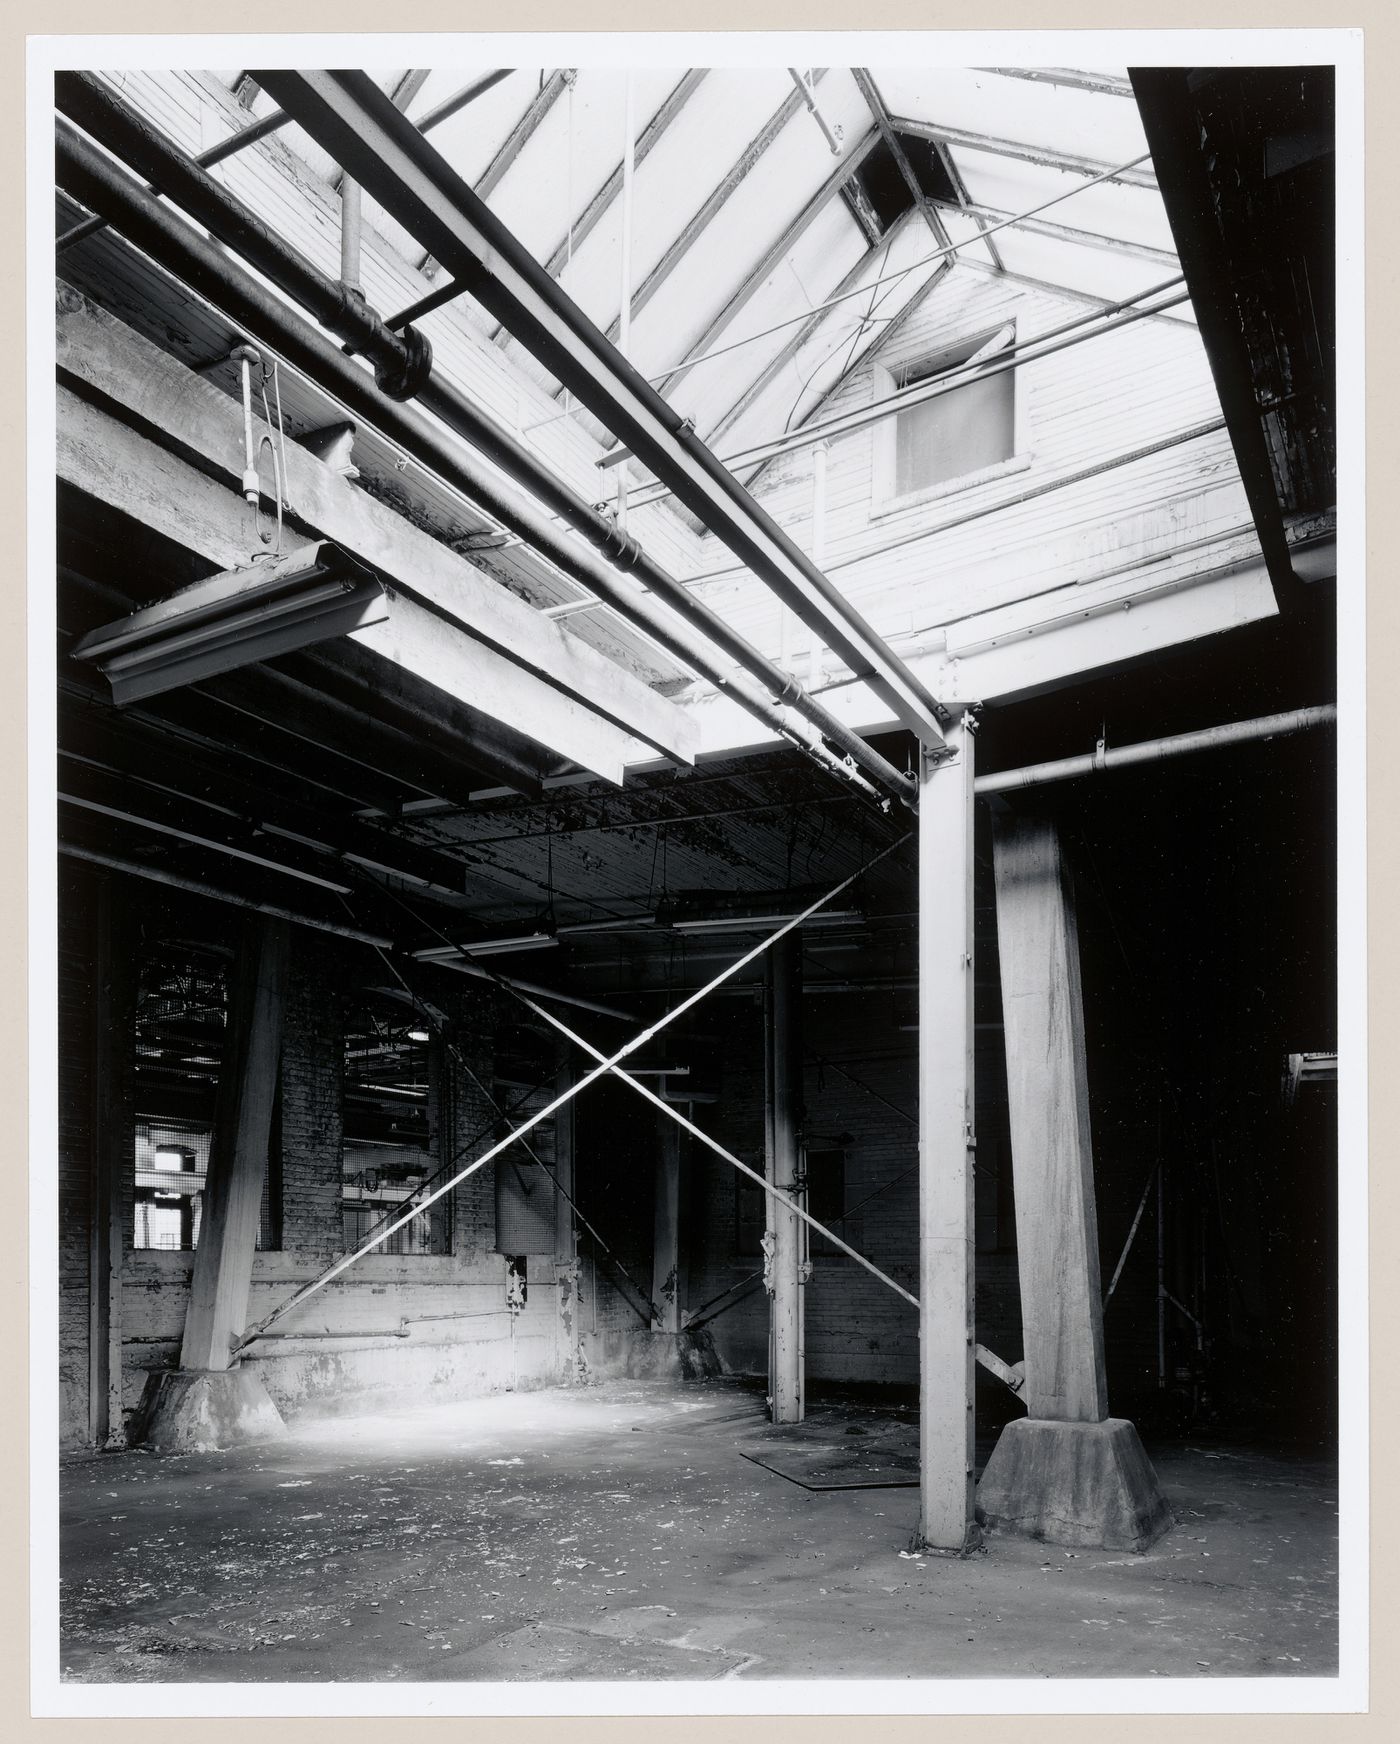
765, 934, 805, 1423
917, 720, 979, 1552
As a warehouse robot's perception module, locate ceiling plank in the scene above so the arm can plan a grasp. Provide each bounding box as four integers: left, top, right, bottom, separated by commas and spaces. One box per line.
891, 115, 1158, 190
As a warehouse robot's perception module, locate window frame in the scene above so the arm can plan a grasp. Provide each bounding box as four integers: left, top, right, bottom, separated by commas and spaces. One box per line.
870, 321, 1031, 518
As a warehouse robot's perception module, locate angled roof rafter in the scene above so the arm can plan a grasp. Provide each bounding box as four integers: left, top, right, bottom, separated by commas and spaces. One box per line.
929, 196, 1178, 266
892, 115, 1158, 190
650, 125, 882, 403
972, 66, 1138, 99
421, 68, 575, 277
702, 205, 948, 455
851, 67, 951, 248
600, 69, 832, 347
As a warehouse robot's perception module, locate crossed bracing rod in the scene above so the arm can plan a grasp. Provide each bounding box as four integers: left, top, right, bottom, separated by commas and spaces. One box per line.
234, 840, 1023, 1396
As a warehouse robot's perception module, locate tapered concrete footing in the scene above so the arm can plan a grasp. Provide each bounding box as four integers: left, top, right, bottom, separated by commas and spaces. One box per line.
976, 1417, 1173, 1552
134, 1368, 288, 1454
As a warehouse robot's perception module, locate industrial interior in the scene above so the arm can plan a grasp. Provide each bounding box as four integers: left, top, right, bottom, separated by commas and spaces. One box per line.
51, 61, 1341, 1684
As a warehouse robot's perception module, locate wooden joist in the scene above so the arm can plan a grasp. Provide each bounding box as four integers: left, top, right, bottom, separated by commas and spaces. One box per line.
55, 285, 697, 772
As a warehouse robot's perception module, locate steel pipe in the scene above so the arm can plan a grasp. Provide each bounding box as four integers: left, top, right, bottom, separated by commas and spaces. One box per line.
58, 70, 511, 258
53, 79, 913, 810
975, 705, 1336, 796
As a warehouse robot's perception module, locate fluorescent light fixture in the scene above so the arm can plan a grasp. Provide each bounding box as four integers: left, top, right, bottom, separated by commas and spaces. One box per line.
672, 908, 864, 935
406, 1028, 430, 1042
70, 541, 387, 704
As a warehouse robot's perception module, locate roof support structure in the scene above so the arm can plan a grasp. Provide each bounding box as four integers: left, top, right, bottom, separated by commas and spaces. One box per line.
891, 115, 1159, 190
419, 68, 575, 278
973, 66, 1137, 98
851, 67, 951, 247
52, 106, 912, 805
701, 206, 950, 455
600, 71, 829, 348
540, 69, 709, 283
652, 126, 882, 402
256, 69, 950, 747
929, 195, 1178, 266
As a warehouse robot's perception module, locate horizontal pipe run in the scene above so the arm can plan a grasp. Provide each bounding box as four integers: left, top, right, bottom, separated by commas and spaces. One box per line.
53, 84, 910, 809
58, 70, 511, 257
975, 705, 1337, 795
58, 842, 395, 946
415, 954, 636, 1023
619, 282, 1191, 498
56, 104, 295, 253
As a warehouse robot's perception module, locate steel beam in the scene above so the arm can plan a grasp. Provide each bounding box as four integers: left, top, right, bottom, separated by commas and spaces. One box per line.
255, 70, 950, 748
892, 115, 1158, 190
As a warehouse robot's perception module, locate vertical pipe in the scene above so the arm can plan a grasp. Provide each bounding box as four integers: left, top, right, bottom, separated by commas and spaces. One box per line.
766, 933, 804, 1423
917, 719, 979, 1552
808, 443, 829, 683
340, 176, 363, 299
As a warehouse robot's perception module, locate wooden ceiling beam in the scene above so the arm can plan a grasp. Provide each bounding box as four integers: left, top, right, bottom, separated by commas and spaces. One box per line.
56, 289, 695, 770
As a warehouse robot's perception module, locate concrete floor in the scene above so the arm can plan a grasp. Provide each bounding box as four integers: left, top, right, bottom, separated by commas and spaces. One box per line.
58, 1378, 1339, 1684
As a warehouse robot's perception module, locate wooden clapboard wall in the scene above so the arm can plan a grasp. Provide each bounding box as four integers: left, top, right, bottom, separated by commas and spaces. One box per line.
683, 263, 1258, 664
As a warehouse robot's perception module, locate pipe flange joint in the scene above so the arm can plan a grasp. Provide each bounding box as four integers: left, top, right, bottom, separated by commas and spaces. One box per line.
596, 520, 646, 572
374, 323, 434, 402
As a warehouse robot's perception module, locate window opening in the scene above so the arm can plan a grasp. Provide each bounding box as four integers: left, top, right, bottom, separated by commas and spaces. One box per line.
131, 941, 274, 1252
341, 999, 452, 1255
890, 326, 1016, 498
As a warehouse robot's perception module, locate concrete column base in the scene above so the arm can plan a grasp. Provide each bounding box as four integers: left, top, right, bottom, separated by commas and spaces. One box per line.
134, 1368, 289, 1455
976, 1417, 1173, 1552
